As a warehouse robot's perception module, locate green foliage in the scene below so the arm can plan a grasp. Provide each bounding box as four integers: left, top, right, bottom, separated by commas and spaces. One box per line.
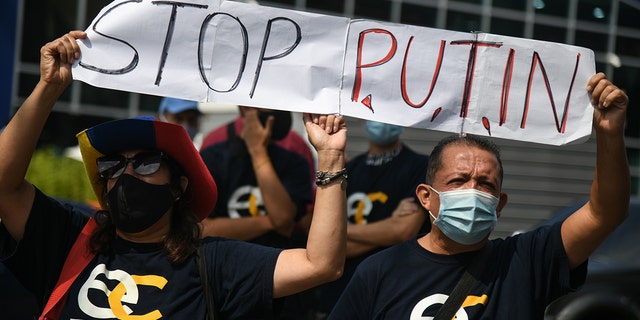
25, 146, 97, 203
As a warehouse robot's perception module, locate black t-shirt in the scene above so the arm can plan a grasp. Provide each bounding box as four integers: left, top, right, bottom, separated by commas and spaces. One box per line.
315, 144, 430, 313
344, 145, 429, 228
1, 189, 282, 319
200, 141, 312, 248
328, 222, 588, 320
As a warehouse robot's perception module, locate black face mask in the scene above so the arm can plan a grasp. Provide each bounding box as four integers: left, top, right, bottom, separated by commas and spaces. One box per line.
258, 110, 292, 141
107, 174, 175, 233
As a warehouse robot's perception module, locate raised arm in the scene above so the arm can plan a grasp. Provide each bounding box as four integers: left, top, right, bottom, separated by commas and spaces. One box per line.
272, 113, 347, 298
561, 72, 630, 269
0, 31, 86, 241
241, 107, 297, 236
200, 107, 299, 240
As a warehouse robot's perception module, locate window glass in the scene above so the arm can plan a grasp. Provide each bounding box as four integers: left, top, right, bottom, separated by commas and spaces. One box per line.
533, 24, 566, 44
80, 84, 129, 109
618, 2, 640, 29
533, 0, 569, 18
575, 31, 608, 52
353, 0, 392, 20
493, 0, 526, 10
85, 0, 112, 20
401, 4, 438, 28
615, 66, 640, 138
306, 0, 343, 13
446, 10, 481, 32
614, 66, 640, 193
261, 0, 296, 7
454, 0, 482, 4
616, 35, 640, 57
490, 17, 524, 37
21, 0, 77, 63
577, 0, 611, 24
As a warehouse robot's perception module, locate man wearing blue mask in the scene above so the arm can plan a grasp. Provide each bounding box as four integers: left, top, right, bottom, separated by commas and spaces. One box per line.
329, 73, 630, 320
158, 97, 203, 149
313, 120, 429, 319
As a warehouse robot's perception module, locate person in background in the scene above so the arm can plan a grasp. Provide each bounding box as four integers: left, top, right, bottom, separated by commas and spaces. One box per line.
0, 30, 348, 319
201, 106, 317, 242
313, 120, 430, 319
199, 106, 312, 246
329, 72, 630, 319
157, 97, 203, 149
199, 105, 316, 319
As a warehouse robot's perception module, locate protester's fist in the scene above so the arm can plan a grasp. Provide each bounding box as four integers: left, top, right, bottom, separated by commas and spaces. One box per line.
40, 30, 86, 88
587, 72, 628, 136
303, 113, 347, 153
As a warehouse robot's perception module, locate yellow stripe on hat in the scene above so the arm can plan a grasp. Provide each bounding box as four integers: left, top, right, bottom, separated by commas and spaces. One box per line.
76, 129, 108, 211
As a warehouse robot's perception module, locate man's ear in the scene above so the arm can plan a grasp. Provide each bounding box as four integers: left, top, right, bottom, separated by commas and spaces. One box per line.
496, 192, 508, 218
416, 184, 431, 209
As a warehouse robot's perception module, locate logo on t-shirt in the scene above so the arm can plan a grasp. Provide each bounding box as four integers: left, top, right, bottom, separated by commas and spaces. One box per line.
228, 185, 265, 218
347, 191, 388, 224
410, 293, 488, 320
77, 264, 167, 319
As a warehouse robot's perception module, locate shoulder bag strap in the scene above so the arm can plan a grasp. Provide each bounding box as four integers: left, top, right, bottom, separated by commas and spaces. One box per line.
39, 218, 98, 320
433, 243, 492, 320
197, 243, 218, 320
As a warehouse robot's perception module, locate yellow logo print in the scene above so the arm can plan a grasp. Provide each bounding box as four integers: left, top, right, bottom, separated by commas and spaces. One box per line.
109, 275, 167, 319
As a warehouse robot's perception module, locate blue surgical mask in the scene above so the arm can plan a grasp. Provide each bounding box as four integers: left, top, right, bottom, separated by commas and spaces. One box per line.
428, 186, 499, 245
365, 120, 404, 146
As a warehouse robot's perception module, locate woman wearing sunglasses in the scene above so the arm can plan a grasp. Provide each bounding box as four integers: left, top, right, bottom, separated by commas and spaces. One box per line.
0, 31, 347, 319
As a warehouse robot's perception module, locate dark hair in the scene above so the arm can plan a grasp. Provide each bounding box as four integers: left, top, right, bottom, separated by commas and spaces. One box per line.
89, 155, 201, 265
426, 134, 503, 185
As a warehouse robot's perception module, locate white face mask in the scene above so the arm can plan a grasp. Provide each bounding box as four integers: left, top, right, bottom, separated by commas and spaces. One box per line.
429, 186, 499, 245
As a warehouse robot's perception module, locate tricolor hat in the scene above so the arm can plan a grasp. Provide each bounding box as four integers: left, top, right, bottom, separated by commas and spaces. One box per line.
76, 117, 217, 220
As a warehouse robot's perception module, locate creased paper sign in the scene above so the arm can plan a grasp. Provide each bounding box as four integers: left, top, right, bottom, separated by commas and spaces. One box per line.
72, 0, 596, 145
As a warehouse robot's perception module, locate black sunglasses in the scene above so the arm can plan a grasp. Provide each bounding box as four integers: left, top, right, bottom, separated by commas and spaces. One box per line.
96, 151, 165, 179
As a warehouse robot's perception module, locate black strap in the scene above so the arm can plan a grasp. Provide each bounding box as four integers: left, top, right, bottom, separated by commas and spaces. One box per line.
197, 244, 218, 320
433, 243, 492, 320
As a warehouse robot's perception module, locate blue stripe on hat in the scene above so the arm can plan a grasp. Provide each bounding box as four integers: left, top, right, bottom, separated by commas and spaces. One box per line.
86, 119, 158, 155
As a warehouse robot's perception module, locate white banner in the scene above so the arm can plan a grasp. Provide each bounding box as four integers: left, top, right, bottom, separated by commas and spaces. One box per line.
73, 0, 596, 145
